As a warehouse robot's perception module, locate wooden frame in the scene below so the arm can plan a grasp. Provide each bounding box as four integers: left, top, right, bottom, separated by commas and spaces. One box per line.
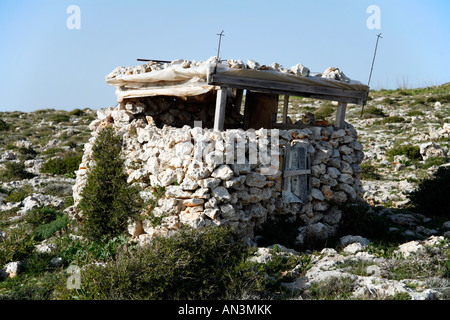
213, 87, 228, 131
209, 72, 368, 131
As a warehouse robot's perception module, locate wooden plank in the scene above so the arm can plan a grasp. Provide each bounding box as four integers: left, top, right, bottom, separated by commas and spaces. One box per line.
282, 95, 289, 124
283, 169, 311, 178
290, 143, 308, 202
282, 142, 310, 203
335, 102, 347, 129
209, 74, 367, 101
210, 81, 361, 104
243, 91, 278, 130
234, 89, 244, 113
282, 143, 291, 192
213, 87, 227, 131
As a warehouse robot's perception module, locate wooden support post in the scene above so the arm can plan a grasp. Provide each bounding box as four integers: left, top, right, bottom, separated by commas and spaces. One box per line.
235, 89, 244, 113
214, 87, 227, 131
283, 95, 289, 124
335, 102, 347, 129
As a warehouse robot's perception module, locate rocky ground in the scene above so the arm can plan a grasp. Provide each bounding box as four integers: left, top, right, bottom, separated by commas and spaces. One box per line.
0, 84, 449, 300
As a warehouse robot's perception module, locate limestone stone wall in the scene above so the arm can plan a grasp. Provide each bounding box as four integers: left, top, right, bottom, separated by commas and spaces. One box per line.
73, 102, 365, 244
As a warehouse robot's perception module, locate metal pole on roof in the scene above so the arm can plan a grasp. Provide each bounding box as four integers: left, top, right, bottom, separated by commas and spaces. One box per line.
216, 30, 225, 61
361, 33, 382, 117
214, 30, 225, 74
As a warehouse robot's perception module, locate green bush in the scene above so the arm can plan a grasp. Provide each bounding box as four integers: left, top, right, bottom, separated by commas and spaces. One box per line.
33, 215, 69, 241
381, 98, 396, 105
407, 166, 450, 218
55, 227, 265, 300
427, 94, 450, 104
48, 114, 70, 123
410, 97, 427, 106
376, 116, 406, 125
315, 103, 334, 120
360, 163, 381, 180
307, 276, 356, 300
25, 207, 60, 227
0, 162, 35, 181
386, 144, 421, 161
0, 119, 10, 131
362, 106, 386, 118
419, 157, 448, 169
335, 202, 402, 243
406, 110, 425, 117
41, 153, 82, 177
77, 126, 143, 242
4, 184, 33, 203
0, 224, 35, 266
53, 235, 130, 268
69, 109, 84, 116
17, 147, 38, 160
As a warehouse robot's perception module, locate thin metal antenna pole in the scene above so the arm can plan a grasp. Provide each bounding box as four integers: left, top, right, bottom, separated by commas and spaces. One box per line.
367, 33, 382, 87
214, 30, 225, 74
361, 33, 382, 117
216, 30, 225, 61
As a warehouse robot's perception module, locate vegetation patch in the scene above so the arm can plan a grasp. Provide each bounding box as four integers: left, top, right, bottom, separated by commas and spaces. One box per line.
362, 106, 386, 118
408, 166, 450, 218
315, 103, 335, 120
77, 126, 143, 242
4, 184, 33, 203
41, 152, 82, 177
360, 162, 382, 180
0, 162, 35, 181
375, 116, 406, 125
0, 119, 10, 131
54, 226, 266, 300
385, 144, 421, 161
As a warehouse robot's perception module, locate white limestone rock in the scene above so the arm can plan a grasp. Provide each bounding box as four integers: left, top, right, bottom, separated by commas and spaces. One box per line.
211, 164, 234, 181
290, 63, 310, 77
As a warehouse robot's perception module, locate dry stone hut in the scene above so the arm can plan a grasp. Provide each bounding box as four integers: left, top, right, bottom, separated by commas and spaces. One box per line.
72, 57, 369, 245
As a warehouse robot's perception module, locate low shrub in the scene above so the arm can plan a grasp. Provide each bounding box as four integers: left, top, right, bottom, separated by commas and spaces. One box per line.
41, 153, 82, 177
315, 103, 334, 120
376, 116, 406, 125
0, 224, 35, 266
427, 94, 450, 104
17, 147, 38, 160
0, 162, 35, 181
385, 144, 421, 161
407, 166, 450, 218
410, 97, 427, 106
362, 106, 386, 118
69, 109, 84, 116
335, 202, 404, 243
48, 114, 70, 123
306, 276, 356, 300
55, 227, 266, 300
406, 110, 425, 117
381, 97, 396, 105
53, 235, 130, 268
4, 184, 33, 203
25, 207, 61, 227
419, 157, 448, 169
0, 119, 10, 131
360, 162, 382, 180
33, 215, 69, 241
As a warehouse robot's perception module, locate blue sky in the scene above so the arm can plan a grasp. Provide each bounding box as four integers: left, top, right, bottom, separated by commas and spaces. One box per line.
0, 0, 449, 112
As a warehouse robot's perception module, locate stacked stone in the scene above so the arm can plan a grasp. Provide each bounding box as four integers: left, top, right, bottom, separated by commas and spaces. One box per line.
73, 105, 365, 244
91, 95, 243, 131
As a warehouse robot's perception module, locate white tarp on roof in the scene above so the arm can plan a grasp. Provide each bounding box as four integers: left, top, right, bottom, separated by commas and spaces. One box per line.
105, 57, 369, 102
